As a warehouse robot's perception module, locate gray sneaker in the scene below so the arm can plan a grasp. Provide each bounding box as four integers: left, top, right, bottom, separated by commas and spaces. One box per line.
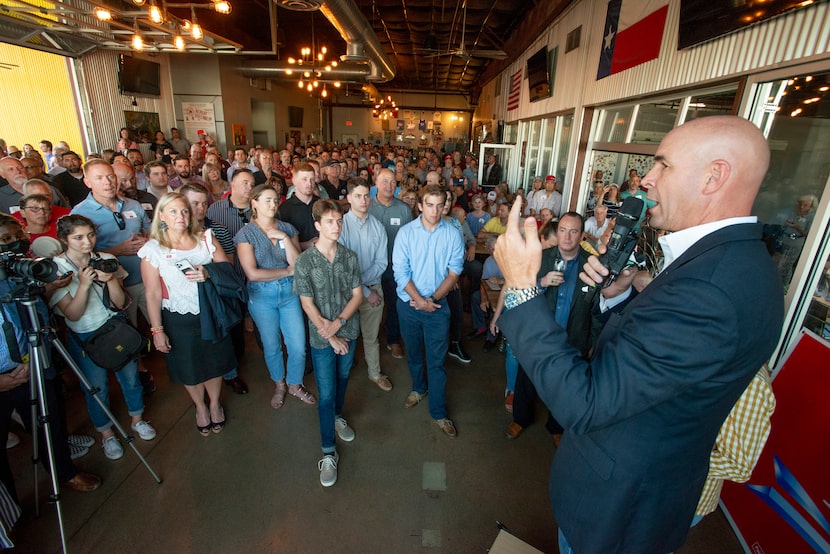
335, 417, 355, 442
102, 437, 124, 460
318, 451, 339, 487
69, 443, 89, 460
67, 434, 95, 448
131, 420, 157, 441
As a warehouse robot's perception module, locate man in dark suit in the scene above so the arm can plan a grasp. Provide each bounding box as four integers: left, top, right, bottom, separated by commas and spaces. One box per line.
495, 116, 784, 553
482, 154, 502, 188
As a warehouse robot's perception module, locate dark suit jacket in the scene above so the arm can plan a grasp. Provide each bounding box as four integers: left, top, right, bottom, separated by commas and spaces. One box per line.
499, 223, 783, 553
538, 246, 595, 357
483, 163, 502, 186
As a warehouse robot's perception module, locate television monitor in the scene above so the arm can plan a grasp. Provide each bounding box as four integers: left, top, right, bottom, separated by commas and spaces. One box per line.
527, 47, 551, 103
119, 56, 161, 97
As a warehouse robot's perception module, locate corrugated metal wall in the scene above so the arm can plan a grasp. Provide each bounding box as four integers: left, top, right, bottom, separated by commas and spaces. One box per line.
77, 49, 175, 154
0, 44, 84, 155
477, 0, 830, 122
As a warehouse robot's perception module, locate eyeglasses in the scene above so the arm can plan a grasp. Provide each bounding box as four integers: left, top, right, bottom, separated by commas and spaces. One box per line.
113, 211, 126, 230
23, 206, 51, 213
236, 208, 249, 223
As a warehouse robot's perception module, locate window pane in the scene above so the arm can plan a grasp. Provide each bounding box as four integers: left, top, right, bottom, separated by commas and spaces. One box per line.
684, 89, 737, 122
555, 114, 574, 182
594, 106, 632, 143
631, 100, 680, 144
751, 70, 830, 292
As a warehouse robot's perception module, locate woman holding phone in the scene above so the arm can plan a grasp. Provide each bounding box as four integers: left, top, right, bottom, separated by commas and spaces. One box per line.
139, 193, 236, 436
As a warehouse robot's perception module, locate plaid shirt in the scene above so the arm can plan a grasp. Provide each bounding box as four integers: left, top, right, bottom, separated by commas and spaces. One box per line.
696, 364, 775, 516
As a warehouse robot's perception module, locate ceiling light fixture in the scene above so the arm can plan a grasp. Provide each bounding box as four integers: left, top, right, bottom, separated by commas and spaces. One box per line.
93, 8, 112, 21
133, 0, 147, 6
287, 44, 339, 98
190, 7, 203, 39
213, 0, 232, 14
149, 2, 164, 24
174, 35, 185, 50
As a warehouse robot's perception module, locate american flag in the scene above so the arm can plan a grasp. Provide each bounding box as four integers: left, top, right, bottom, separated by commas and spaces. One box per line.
507, 68, 522, 111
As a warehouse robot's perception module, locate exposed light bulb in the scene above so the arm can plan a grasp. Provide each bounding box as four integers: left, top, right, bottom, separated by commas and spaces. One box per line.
312, 80, 318, 88
191, 23, 203, 39
133, 0, 146, 5
307, 84, 313, 92
321, 88, 328, 98
213, 0, 232, 15
303, 71, 310, 78
174, 35, 185, 50
334, 82, 341, 88
298, 80, 304, 88
288, 57, 295, 64
93, 8, 112, 21
331, 60, 338, 67
181, 19, 192, 31
132, 34, 144, 50
321, 46, 327, 55
285, 69, 293, 75
149, 5, 163, 24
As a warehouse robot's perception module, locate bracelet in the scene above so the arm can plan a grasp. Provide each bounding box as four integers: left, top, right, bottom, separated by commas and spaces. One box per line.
150, 325, 164, 332
151, 329, 166, 336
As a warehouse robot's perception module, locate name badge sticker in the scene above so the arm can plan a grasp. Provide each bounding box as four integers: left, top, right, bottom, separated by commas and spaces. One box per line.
141, 203, 153, 211
123, 210, 138, 220
390, 217, 401, 226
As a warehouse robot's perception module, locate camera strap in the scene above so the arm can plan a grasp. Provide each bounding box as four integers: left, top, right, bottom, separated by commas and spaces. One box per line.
0, 305, 23, 363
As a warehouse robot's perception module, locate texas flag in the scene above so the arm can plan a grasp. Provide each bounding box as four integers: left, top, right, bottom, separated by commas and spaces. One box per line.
597, 0, 669, 80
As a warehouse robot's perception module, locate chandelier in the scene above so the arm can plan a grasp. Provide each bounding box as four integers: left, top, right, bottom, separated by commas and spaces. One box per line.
373, 95, 398, 119
287, 46, 342, 98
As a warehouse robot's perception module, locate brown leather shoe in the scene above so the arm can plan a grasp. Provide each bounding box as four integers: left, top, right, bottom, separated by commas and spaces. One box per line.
435, 418, 457, 438
224, 376, 249, 395
505, 421, 524, 440
63, 472, 101, 492
387, 343, 404, 359
404, 390, 426, 408
504, 392, 514, 413
370, 374, 393, 392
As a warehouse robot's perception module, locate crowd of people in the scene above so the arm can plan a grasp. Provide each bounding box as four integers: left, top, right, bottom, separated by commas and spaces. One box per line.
0, 117, 784, 550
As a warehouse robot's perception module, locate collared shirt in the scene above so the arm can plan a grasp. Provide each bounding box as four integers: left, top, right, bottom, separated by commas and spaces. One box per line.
338, 210, 388, 298
206, 196, 251, 238
369, 197, 412, 260
294, 244, 362, 349
278, 194, 319, 243
659, 217, 757, 273
71, 194, 150, 286
168, 175, 207, 190
392, 215, 464, 302
529, 190, 562, 217
553, 256, 580, 328
696, 365, 774, 516
482, 217, 508, 235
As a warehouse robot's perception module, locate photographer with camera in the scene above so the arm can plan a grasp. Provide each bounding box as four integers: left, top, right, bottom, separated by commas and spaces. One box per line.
49, 215, 156, 460
0, 214, 101, 504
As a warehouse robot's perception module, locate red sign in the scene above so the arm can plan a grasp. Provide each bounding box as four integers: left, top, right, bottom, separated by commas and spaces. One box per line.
721, 331, 830, 553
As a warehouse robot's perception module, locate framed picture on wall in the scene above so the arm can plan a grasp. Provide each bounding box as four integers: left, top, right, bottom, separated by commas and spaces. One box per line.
124, 110, 160, 143
232, 124, 247, 146
290, 129, 302, 145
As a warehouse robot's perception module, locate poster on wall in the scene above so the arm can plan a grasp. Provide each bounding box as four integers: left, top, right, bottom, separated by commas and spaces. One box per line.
182, 102, 217, 144
419, 119, 426, 131
231, 124, 247, 146
124, 111, 160, 143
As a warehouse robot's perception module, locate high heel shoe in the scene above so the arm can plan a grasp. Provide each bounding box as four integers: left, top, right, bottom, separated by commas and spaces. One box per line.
211, 406, 226, 434
196, 413, 211, 437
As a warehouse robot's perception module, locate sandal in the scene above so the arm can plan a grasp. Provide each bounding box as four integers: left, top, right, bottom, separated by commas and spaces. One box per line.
196, 412, 211, 437
288, 384, 317, 405
271, 381, 287, 409
210, 406, 226, 434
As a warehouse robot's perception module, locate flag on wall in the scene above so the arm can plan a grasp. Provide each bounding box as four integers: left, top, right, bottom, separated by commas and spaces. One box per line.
597, 0, 669, 80
506, 68, 522, 111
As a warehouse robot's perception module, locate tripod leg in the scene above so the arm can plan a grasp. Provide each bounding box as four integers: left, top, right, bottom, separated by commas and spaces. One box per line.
49, 337, 162, 484
27, 368, 39, 518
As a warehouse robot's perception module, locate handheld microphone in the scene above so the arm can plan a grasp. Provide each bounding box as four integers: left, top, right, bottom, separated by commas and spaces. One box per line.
599, 196, 643, 288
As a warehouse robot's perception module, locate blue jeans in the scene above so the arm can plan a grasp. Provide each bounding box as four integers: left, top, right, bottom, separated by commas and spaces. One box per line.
505, 342, 518, 393
397, 298, 450, 420
311, 339, 356, 453
247, 277, 306, 385
68, 328, 144, 432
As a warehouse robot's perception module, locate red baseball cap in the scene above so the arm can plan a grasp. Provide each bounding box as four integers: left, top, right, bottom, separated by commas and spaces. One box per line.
545, 175, 556, 181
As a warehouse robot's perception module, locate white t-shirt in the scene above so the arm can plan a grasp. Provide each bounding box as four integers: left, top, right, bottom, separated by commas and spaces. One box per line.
50, 253, 128, 333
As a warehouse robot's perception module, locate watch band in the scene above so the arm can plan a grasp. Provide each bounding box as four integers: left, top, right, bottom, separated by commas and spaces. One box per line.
504, 286, 542, 310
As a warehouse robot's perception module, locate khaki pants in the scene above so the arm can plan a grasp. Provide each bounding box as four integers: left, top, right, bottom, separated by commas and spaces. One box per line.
125, 282, 149, 329
358, 284, 384, 380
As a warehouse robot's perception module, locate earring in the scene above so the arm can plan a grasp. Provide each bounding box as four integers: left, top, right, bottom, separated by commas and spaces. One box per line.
159, 220, 168, 231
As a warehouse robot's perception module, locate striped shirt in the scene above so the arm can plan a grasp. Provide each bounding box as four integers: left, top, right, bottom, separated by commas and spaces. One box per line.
206, 197, 251, 239
695, 365, 775, 516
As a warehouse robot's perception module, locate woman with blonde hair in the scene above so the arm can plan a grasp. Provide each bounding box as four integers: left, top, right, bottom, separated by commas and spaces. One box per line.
201, 162, 229, 202
139, 193, 236, 435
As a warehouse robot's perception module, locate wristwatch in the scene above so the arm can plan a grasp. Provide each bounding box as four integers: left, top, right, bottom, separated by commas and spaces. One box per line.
339, 318, 347, 326
504, 286, 542, 310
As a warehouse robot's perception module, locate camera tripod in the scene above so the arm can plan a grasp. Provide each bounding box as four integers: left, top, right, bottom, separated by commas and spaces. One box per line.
3, 283, 162, 553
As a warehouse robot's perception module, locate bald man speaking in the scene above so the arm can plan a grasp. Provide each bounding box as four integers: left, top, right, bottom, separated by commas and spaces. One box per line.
495, 116, 784, 553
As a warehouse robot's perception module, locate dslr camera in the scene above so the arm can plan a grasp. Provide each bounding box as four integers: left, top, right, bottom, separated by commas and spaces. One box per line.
0, 252, 58, 283
88, 256, 120, 274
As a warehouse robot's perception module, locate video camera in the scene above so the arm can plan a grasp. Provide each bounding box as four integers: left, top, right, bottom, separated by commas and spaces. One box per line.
0, 252, 58, 284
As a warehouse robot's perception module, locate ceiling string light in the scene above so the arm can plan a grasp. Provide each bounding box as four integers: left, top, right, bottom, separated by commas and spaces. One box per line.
372, 95, 398, 119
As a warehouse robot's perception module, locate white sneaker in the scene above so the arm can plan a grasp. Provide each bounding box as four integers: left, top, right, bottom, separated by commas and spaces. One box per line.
67, 434, 95, 448
102, 437, 124, 460
335, 417, 355, 442
69, 444, 89, 460
131, 420, 157, 441
318, 451, 339, 487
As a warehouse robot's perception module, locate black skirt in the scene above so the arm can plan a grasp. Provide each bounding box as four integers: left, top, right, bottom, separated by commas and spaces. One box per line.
161, 310, 236, 386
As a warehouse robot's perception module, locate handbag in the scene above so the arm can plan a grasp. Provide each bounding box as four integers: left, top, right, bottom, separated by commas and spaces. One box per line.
74, 315, 149, 371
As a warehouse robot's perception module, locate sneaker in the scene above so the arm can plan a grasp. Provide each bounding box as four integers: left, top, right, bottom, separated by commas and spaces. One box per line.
448, 342, 471, 363
370, 374, 393, 392
318, 451, 339, 487
69, 444, 90, 460
6, 432, 20, 449
131, 420, 157, 441
404, 390, 426, 408
335, 417, 355, 442
387, 343, 404, 359
435, 418, 457, 438
102, 437, 124, 460
67, 434, 95, 448
139, 371, 156, 396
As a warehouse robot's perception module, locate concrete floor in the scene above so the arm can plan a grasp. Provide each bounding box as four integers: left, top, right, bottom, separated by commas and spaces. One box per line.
7, 330, 746, 553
